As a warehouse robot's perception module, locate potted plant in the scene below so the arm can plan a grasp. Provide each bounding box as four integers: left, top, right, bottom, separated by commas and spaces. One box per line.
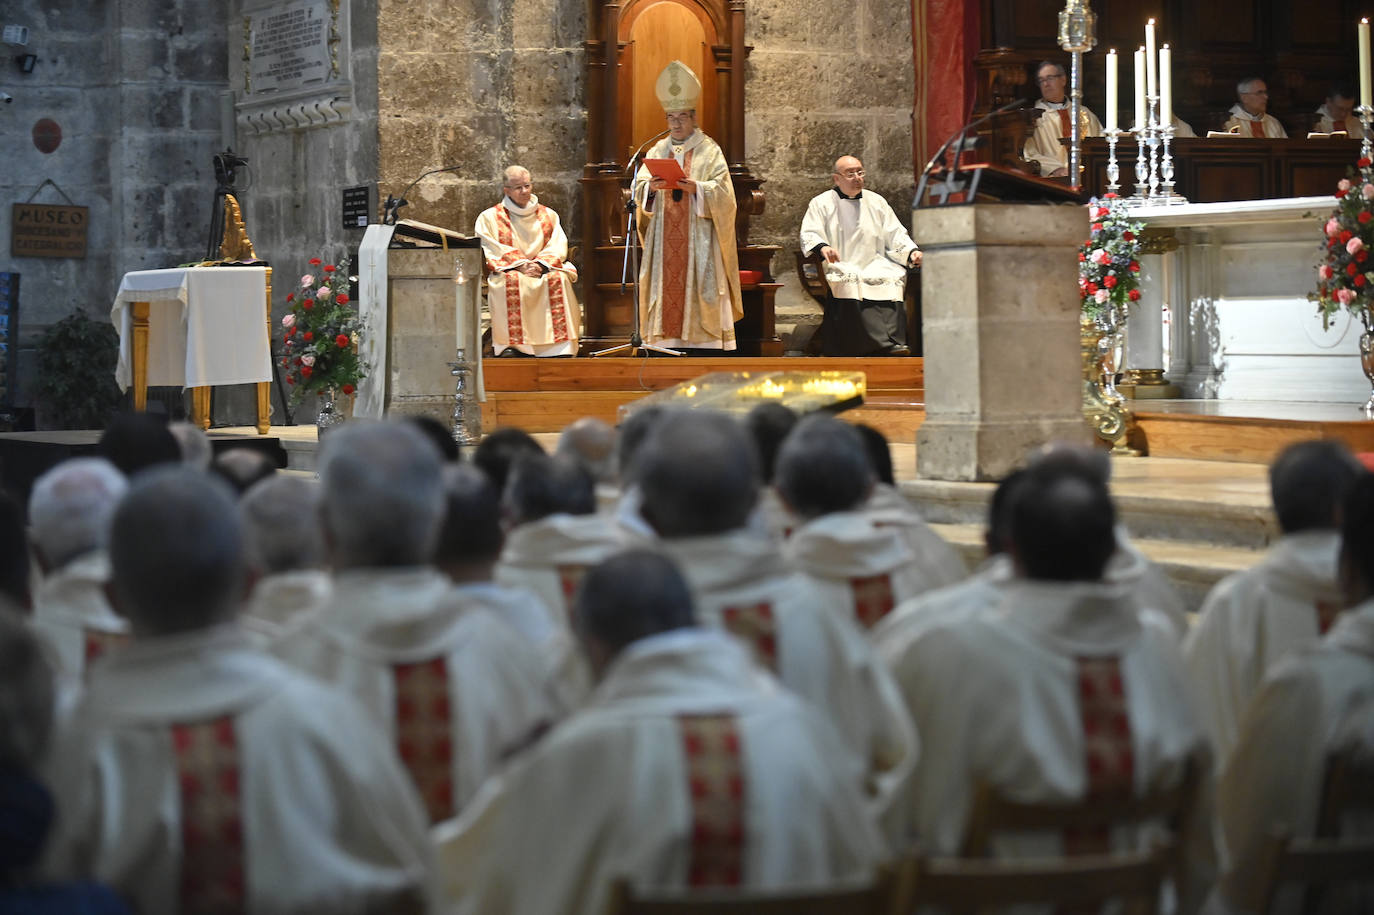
34, 308, 122, 430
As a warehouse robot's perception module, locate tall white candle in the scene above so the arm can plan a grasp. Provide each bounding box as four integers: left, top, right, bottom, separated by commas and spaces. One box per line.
454, 256, 469, 351
1361, 18, 1372, 110
1105, 48, 1119, 132
1159, 44, 1172, 128
1146, 19, 1158, 99
1134, 46, 1147, 130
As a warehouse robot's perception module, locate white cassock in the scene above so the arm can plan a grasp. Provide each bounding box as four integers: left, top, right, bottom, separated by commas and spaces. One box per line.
42, 624, 437, 914
239, 568, 332, 640
1313, 103, 1366, 138
436, 627, 889, 915
863, 483, 968, 590
1110, 527, 1190, 640
1208, 600, 1374, 915
495, 512, 638, 624
893, 578, 1214, 910
798, 188, 917, 355
449, 579, 592, 710
784, 511, 932, 629
1221, 104, 1288, 138
29, 551, 129, 681
475, 194, 580, 356
1183, 530, 1341, 768
1023, 100, 1104, 176
272, 567, 560, 825
658, 528, 919, 842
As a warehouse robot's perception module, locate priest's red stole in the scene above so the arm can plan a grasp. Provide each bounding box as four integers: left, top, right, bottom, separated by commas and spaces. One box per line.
850, 574, 897, 629
1057, 108, 1071, 137
1066, 656, 1134, 857
393, 657, 456, 824
678, 714, 745, 887
172, 716, 246, 915
1248, 120, 1265, 138
720, 602, 777, 670
658, 150, 694, 340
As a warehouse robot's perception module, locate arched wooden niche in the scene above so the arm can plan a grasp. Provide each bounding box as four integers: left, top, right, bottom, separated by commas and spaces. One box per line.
581, 0, 779, 353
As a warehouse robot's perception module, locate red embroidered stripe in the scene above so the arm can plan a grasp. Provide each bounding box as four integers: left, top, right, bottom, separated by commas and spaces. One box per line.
1057, 108, 1071, 137
393, 657, 456, 824
679, 714, 745, 887
536, 205, 555, 250
720, 602, 777, 670
658, 150, 693, 339
849, 574, 896, 628
172, 716, 246, 914
504, 272, 524, 344
1249, 120, 1265, 138
1066, 656, 1134, 856
557, 564, 588, 618
548, 270, 571, 344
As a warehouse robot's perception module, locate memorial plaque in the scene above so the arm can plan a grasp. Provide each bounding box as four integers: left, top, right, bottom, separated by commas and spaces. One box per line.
247, 0, 333, 94
11, 204, 88, 259
342, 185, 371, 229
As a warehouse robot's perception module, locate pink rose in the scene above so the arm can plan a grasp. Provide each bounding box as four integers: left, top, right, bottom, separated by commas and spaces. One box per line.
302, 354, 316, 367
1320, 264, 1335, 281
300, 274, 315, 287
1349, 237, 1365, 255
317, 286, 333, 300
1339, 179, 1353, 193
1327, 217, 1342, 237
1364, 184, 1374, 200
1337, 287, 1356, 306
281, 314, 296, 328
1092, 248, 1110, 265
1094, 289, 1109, 304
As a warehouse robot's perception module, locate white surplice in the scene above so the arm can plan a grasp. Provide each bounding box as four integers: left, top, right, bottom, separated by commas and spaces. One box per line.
798, 189, 917, 302
437, 627, 889, 915
475, 194, 580, 357
864, 483, 968, 590
873, 555, 1010, 664
1209, 600, 1374, 915
1184, 530, 1341, 768
1221, 104, 1288, 138
1023, 100, 1104, 175
29, 551, 129, 680
273, 567, 560, 822
659, 529, 919, 841
42, 624, 437, 914
495, 513, 638, 624
1110, 528, 1190, 640
239, 568, 332, 640
784, 510, 931, 629
894, 578, 1213, 909
1313, 102, 1366, 138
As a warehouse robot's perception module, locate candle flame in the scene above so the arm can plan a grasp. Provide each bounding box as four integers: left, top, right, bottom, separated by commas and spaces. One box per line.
1148, 17, 1155, 24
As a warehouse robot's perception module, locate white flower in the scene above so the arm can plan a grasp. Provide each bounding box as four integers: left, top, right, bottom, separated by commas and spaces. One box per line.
302, 354, 316, 367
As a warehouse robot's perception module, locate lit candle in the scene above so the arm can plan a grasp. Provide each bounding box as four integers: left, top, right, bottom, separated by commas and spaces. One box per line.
1146, 19, 1158, 99
454, 257, 469, 352
1134, 46, 1147, 130
1159, 44, 1172, 129
1361, 18, 1372, 110
1105, 49, 1119, 132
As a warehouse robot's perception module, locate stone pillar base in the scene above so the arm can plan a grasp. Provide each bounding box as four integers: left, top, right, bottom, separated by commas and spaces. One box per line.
916, 416, 1092, 482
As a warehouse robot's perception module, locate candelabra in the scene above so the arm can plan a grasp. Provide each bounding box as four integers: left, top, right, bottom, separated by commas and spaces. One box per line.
1146, 96, 1161, 200
1133, 121, 1150, 199
1104, 127, 1123, 195
448, 350, 482, 445
1158, 120, 1186, 203
1361, 104, 1374, 165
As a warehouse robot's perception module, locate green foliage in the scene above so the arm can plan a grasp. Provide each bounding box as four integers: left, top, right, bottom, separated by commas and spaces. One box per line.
278, 256, 369, 405
1310, 159, 1374, 329
1079, 195, 1145, 320
34, 309, 122, 430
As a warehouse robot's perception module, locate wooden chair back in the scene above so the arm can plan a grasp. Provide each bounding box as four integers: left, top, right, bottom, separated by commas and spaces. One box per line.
794, 250, 829, 307
601, 867, 901, 915
903, 843, 1170, 915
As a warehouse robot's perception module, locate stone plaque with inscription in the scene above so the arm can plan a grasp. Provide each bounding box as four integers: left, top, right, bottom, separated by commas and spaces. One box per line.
248, 0, 334, 94
11, 204, 88, 259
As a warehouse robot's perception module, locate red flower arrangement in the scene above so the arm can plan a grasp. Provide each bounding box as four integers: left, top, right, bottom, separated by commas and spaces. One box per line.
279, 255, 368, 405
1078, 194, 1145, 319
1311, 158, 1374, 329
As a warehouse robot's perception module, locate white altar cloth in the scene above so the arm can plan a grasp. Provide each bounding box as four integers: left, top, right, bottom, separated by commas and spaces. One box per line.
111, 266, 272, 391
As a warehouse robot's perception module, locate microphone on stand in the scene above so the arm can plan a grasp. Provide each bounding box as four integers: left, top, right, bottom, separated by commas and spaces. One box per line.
383, 164, 462, 225
915, 98, 1029, 208
625, 128, 671, 175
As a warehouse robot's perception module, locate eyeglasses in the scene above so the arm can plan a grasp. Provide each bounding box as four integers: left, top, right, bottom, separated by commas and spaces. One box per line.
1242, 89, 1269, 96
1038, 75, 1065, 84
504, 183, 532, 191
666, 114, 693, 125
838, 169, 865, 179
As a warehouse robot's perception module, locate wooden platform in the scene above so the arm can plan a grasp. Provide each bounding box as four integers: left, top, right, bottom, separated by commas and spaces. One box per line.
1131, 400, 1374, 464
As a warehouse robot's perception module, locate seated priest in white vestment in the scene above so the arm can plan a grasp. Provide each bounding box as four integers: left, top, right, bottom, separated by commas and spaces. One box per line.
436, 463, 591, 709
1210, 472, 1374, 915
41, 467, 438, 913
1221, 77, 1288, 138
274, 421, 559, 824
555, 417, 621, 514
851, 423, 968, 589
1023, 60, 1104, 178
237, 474, 332, 639
799, 156, 920, 356
890, 458, 1213, 908
476, 165, 580, 357
631, 60, 743, 351
1313, 82, 1366, 138
633, 410, 919, 840
776, 417, 934, 629
495, 452, 638, 624
438, 550, 889, 915
26, 459, 130, 681
1185, 440, 1363, 769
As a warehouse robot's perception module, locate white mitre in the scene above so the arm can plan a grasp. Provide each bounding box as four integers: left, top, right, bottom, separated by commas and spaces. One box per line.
656, 59, 701, 112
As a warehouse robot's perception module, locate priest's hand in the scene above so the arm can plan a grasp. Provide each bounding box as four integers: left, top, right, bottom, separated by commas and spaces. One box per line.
820, 245, 840, 263
649, 177, 671, 191
908, 249, 923, 268
676, 177, 698, 194
519, 262, 543, 278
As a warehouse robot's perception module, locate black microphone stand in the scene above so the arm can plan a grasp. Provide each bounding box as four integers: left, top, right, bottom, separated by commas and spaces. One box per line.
383, 164, 462, 225
915, 98, 1028, 207
594, 130, 683, 357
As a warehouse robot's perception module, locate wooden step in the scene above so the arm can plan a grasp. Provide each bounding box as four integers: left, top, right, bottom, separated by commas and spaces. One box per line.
1132, 401, 1374, 463
482, 355, 924, 393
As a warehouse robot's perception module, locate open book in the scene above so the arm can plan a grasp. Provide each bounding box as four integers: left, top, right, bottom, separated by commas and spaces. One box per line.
1307, 130, 1351, 139
1206, 127, 1242, 138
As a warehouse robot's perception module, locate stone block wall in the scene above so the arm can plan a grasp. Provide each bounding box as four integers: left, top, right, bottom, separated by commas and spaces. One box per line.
0, 0, 230, 412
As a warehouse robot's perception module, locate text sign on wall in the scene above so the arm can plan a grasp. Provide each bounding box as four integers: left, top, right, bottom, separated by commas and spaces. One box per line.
248, 0, 332, 94
11, 204, 88, 259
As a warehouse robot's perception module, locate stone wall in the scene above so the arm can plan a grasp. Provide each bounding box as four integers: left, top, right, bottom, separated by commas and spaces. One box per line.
0, 0, 230, 413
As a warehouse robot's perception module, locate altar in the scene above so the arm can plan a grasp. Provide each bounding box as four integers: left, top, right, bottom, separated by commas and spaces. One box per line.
1125, 196, 1367, 403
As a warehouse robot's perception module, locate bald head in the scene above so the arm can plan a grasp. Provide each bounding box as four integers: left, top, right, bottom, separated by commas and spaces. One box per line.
557, 417, 618, 484
833, 156, 865, 196
28, 458, 127, 570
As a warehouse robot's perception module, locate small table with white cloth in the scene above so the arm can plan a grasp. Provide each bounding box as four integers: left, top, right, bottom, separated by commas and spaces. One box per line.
110, 266, 273, 434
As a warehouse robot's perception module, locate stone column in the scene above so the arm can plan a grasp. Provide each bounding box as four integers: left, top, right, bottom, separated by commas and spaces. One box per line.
914, 204, 1091, 481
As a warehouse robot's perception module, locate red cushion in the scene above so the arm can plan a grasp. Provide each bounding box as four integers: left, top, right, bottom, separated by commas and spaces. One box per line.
738, 269, 763, 285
